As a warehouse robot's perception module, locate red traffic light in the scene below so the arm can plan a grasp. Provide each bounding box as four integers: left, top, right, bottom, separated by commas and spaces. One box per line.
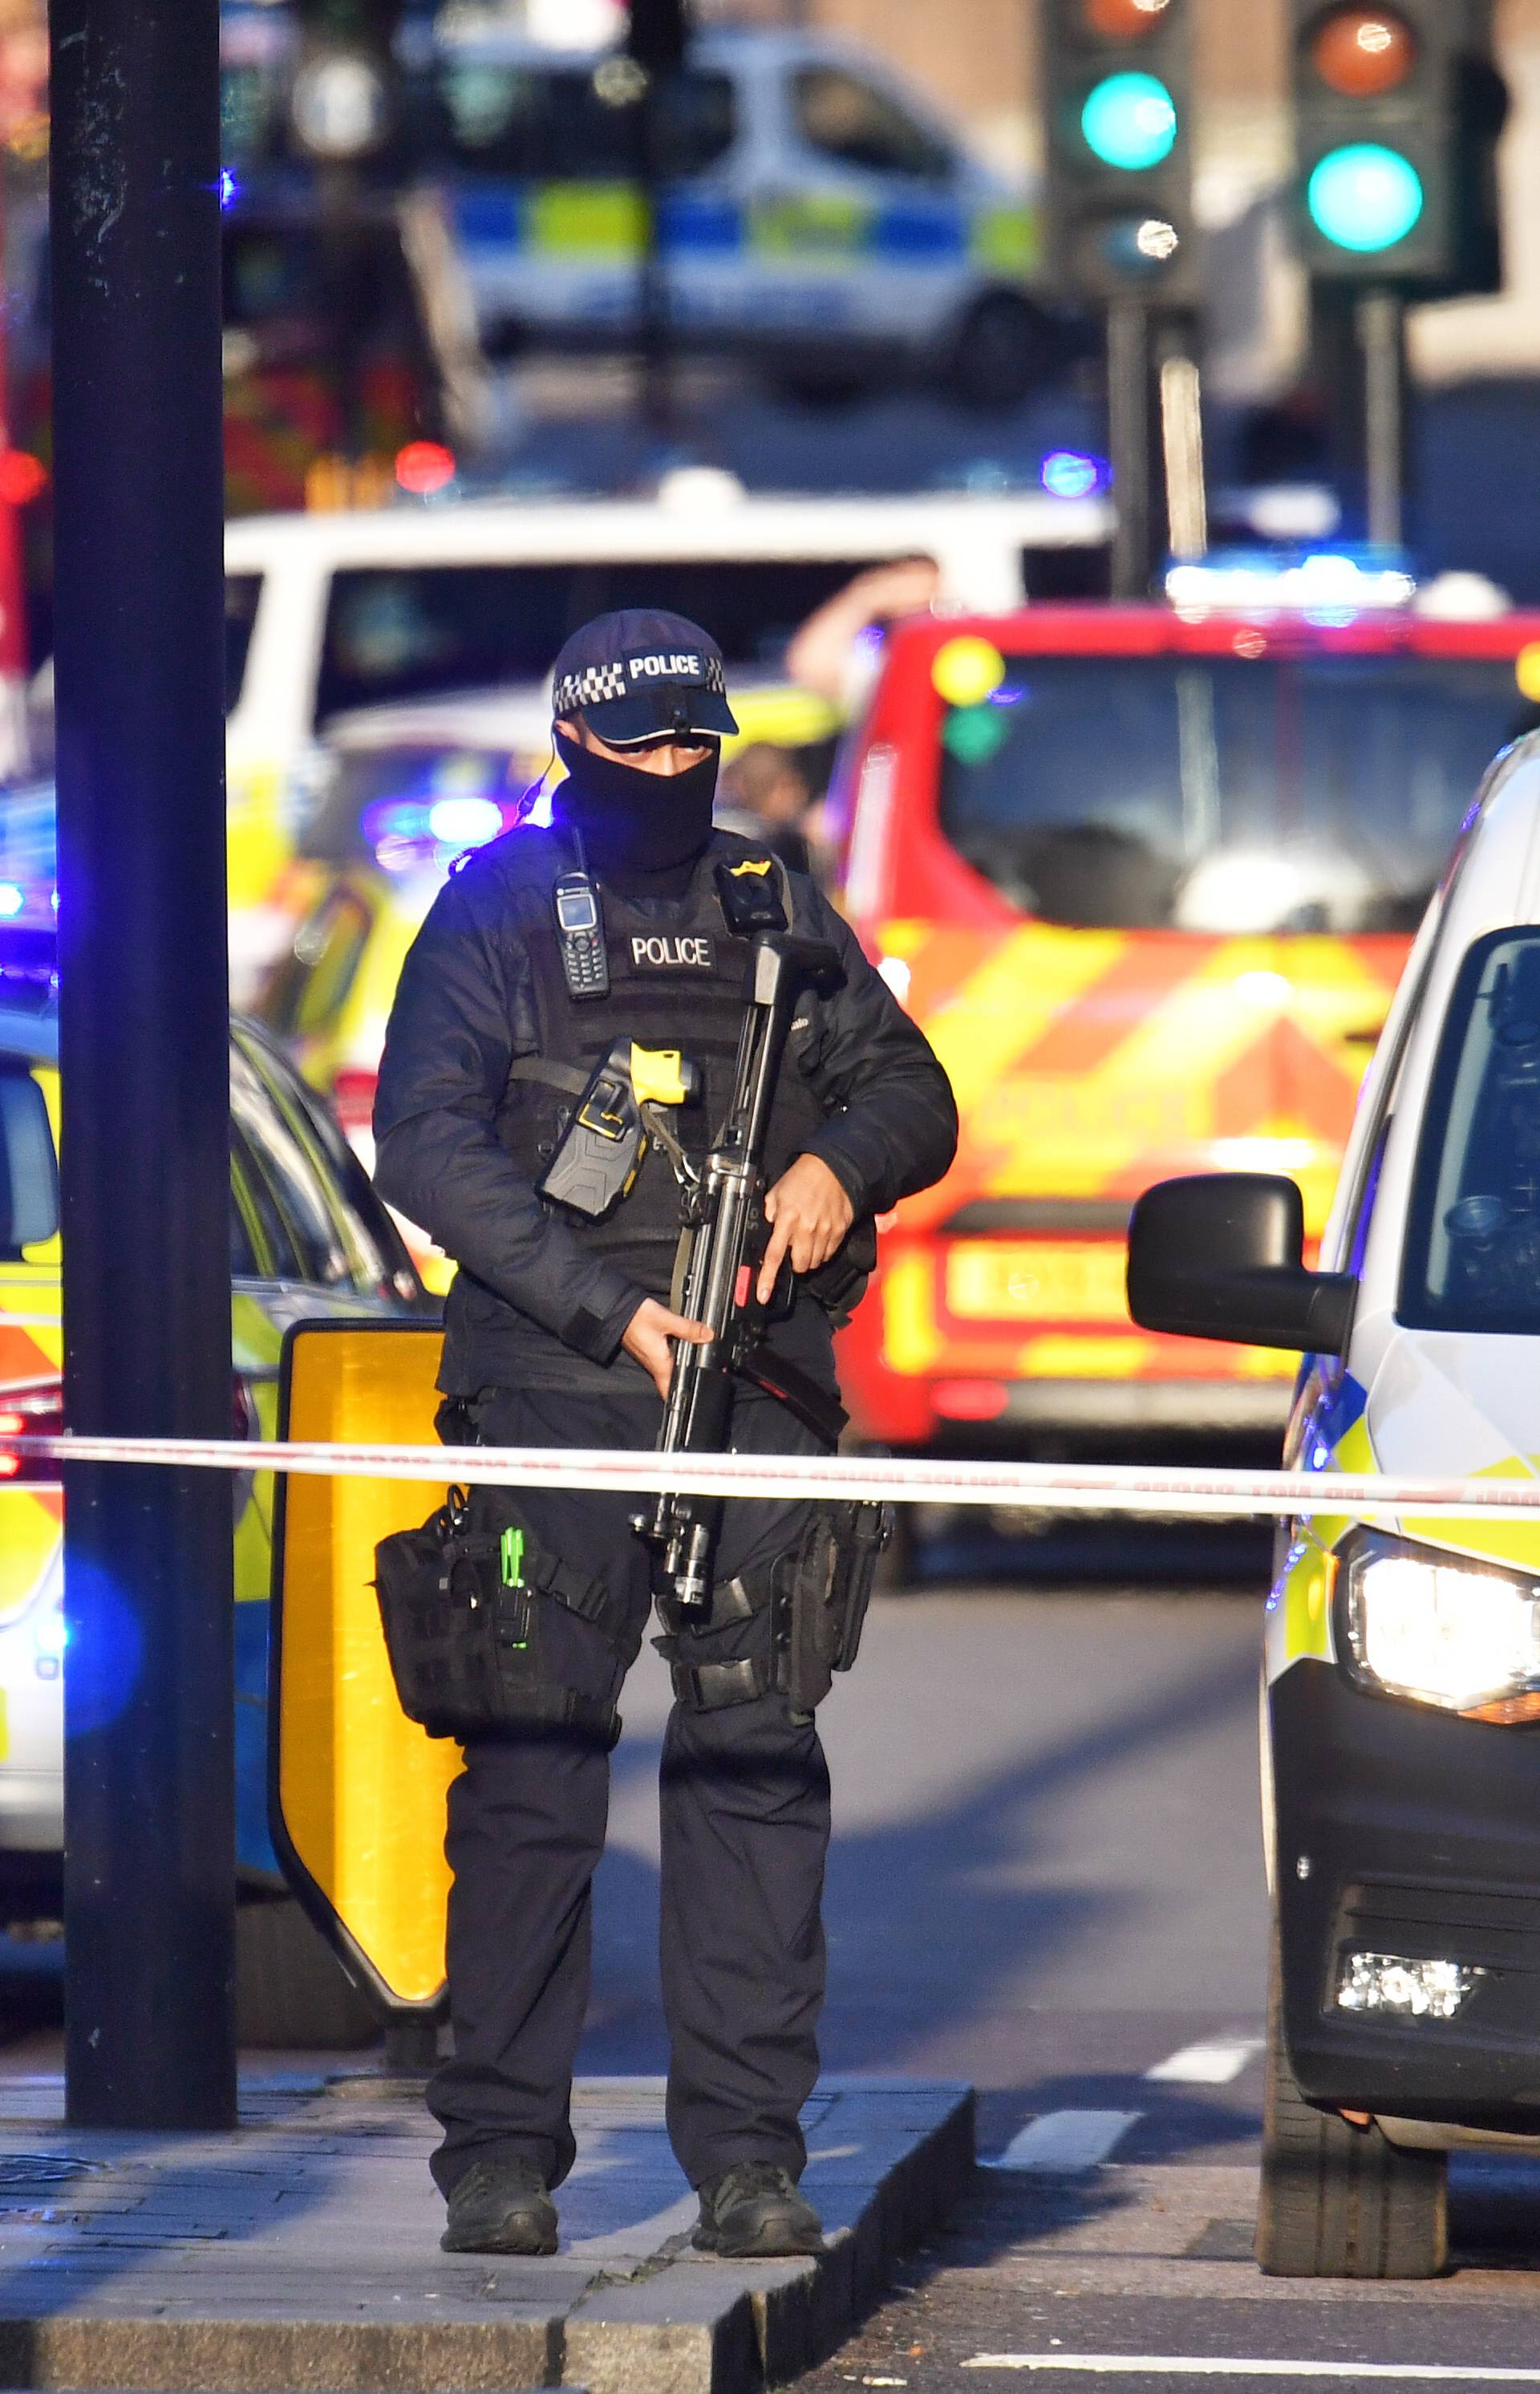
1307, 7, 1417, 98
1080, 0, 1173, 33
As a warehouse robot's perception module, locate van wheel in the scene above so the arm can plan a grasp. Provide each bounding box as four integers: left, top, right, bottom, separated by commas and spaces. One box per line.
236, 1897, 380, 2051
1256, 1937, 1446, 2278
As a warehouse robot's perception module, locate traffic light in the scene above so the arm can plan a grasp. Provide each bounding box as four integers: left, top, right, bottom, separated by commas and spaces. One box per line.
1292, 2, 1507, 291
1040, 0, 1197, 308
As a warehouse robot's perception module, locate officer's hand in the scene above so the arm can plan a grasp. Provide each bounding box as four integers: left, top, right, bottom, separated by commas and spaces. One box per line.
759, 1156, 855, 1304
622, 1298, 712, 1400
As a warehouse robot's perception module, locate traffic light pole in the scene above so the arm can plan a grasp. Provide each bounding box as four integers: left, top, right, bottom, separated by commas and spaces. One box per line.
51, 0, 237, 2128
1359, 288, 1408, 550
1107, 302, 1156, 599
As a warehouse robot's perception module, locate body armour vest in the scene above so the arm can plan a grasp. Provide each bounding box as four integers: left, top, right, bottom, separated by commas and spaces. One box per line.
497, 841, 832, 1300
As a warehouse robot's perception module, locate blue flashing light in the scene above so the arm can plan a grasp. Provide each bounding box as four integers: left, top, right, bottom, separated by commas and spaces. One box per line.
428, 794, 505, 851
0, 883, 25, 919
1307, 144, 1424, 254
218, 168, 239, 211
362, 798, 429, 847
1041, 450, 1102, 501
1080, 71, 1177, 172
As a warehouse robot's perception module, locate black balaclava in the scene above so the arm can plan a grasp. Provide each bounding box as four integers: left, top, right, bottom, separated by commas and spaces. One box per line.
553, 725, 719, 898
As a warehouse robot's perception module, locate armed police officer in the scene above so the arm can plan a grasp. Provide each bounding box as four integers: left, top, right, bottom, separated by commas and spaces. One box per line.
373, 611, 956, 2261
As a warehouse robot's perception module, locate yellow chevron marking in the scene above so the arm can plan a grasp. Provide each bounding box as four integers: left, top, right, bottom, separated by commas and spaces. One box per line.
922, 923, 1126, 1120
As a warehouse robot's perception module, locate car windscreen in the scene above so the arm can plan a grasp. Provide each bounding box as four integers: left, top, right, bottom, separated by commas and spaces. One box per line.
1401, 927, 1540, 1335
298, 742, 530, 863
314, 560, 881, 722
0, 1061, 58, 1260
937, 653, 1530, 933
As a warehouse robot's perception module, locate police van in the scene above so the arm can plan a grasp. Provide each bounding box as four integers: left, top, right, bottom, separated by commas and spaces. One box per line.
430, 24, 1051, 405
1128, 730, 1540, 2276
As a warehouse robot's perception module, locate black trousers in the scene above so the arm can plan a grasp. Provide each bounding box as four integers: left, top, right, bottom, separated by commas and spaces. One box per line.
428, 1379, 833, 2197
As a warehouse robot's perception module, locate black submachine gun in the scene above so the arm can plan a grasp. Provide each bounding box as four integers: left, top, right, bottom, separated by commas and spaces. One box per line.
638, 931, 845, 1615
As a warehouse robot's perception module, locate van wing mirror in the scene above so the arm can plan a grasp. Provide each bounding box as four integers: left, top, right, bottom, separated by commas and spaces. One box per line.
1126, 1173, 1356, 1357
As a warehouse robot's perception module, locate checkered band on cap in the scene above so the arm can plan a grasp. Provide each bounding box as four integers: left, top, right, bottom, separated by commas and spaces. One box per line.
553, 659, 629, 716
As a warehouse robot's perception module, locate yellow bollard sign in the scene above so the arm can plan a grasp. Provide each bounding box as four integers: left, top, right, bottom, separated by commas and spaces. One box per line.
270, 1320, 456, 2015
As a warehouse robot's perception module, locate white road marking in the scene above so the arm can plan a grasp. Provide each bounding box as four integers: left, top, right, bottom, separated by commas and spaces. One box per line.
982, 2111, 1141, 2172
1145, 2037, 1264, 2085
960, 2362, 1540, 2380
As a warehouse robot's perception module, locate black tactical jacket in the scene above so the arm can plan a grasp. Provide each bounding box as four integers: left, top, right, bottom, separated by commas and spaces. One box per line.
373, 824, 958, 1398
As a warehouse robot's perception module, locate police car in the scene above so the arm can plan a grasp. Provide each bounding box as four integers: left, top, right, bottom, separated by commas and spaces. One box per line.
0, 805, 428, 2043
1128, 728, 1540, 2275
432, 24, 1053, 404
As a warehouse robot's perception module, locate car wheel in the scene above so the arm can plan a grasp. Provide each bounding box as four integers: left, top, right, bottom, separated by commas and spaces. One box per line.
236, 1896, 379, 2051
1255, 1932, 1447, 2278
948, 291, 1064, 410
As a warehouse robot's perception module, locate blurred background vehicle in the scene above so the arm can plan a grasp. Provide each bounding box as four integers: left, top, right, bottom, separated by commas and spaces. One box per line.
223, 480, 1107, 996
429, 22, 1071, 408
0, 787, 429, 2041
832, 557, 1540, 1462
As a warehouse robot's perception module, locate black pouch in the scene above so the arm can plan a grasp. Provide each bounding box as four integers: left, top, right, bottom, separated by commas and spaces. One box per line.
374, 1487, 624, 1746
771, 1500, 891, 1721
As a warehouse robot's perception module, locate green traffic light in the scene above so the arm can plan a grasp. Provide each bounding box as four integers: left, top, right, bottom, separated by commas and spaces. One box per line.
1307, 142, 1424, 253
1080, 71, 1177, 172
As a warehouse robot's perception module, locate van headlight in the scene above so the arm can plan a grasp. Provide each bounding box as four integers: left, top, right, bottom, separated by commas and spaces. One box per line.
1342, 1531, 1540, 1720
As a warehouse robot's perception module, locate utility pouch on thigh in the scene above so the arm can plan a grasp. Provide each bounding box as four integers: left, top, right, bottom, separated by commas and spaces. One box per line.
772, 1501, 892, 1721
374, 1487, 623, 1747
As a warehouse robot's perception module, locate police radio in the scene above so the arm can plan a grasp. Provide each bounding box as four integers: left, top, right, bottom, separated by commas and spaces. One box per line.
553, 869, 609, 1000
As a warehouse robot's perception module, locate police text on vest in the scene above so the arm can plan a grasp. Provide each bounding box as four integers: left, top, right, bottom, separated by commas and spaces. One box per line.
631, 934, 715, 968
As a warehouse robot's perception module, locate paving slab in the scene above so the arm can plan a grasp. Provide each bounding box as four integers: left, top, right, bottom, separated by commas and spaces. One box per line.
0, 2071, 973, 2392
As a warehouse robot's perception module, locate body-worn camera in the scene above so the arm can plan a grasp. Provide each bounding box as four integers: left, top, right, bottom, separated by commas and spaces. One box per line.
537, 1039, 701, 1219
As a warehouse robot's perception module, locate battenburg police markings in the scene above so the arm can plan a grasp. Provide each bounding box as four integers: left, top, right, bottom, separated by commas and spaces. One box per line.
630, 934, 715, 968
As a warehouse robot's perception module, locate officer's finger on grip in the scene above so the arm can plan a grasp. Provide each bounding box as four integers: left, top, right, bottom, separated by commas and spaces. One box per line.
757, 1209, 795, 1305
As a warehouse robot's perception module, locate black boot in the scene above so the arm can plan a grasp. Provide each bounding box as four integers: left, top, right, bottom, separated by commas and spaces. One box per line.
694, 2161, 825, 2258
440, 2157, 559, 2254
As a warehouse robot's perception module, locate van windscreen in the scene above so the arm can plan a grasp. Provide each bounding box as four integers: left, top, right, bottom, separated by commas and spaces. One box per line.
938, 653, 1528, 933
316, 560, 878, 723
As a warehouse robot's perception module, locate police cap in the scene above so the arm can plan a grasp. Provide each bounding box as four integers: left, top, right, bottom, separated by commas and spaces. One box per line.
550, 610, 739, 748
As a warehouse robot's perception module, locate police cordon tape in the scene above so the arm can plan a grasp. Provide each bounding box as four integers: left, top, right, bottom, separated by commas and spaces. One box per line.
2, 1430, 1539, 1522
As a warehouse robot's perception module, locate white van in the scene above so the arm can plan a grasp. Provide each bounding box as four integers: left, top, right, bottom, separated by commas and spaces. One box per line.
221, 481, 1109, 991
1128, 730, 1540, 2278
